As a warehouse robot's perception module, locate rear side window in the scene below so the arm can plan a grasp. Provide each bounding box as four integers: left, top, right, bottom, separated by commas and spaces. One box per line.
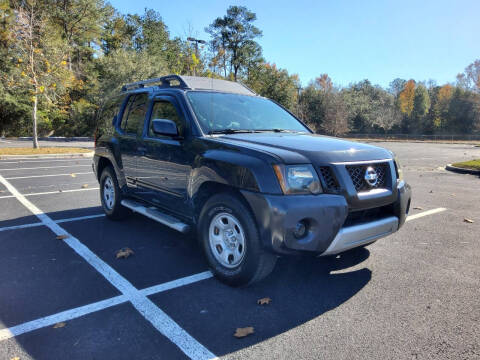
120, 93, 149, 135
96, 94, 124, 136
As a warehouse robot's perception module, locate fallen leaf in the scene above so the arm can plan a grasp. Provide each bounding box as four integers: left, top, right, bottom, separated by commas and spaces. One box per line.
257, 297, 272, 305
10, 357, 20, 360
464, 218, 474, 223
429, 190, 433, 193
70, 173, 76, 177
56, 234, 68, 240
413, 206, 423, 210
234, 327, 254, 338
115, 247, 134, 259
53, 322, 66, 328
81, 184, 89, 188
58, 189, 63, 192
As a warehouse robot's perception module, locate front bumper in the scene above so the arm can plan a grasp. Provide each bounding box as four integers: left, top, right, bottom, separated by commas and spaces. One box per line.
241, 180, 411, 255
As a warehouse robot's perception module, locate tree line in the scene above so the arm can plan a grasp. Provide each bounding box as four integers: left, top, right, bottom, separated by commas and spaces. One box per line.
0, 1, 479, 146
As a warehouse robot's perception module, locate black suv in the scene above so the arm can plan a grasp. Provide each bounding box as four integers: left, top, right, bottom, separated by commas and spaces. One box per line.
93, 75, 411, 286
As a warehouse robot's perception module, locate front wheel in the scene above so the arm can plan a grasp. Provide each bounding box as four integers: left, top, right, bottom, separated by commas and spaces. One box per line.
198, 193, 277, 286
100, 166, 129, 220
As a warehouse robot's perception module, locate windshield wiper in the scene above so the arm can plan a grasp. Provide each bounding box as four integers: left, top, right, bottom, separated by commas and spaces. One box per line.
208, 129, 255, 135
254, 129, 300, 133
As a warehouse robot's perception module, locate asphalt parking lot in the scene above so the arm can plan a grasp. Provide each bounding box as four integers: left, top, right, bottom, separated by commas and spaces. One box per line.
0, 141, 479, 360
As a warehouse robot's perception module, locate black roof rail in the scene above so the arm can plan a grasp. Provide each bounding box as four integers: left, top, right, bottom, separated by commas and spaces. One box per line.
121, 75, 189, 92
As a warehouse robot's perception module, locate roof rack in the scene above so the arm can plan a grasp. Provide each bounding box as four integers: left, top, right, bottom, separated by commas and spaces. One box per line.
121, 75, 256, 96
121, 75, 188, 92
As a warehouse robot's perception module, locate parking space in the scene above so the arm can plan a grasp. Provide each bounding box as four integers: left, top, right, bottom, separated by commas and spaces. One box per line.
0, 143, 479, 359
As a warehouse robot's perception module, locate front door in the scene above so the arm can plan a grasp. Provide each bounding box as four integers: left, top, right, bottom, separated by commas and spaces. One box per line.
135, 96, 192, 216
117, 92, 149, 186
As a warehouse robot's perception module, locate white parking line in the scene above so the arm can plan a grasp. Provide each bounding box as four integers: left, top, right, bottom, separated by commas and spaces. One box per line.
406, 208, 447, 222
0, 174, 215, 360
0, 214, 105, 232
0, 187, 99, 199
0, 164, 92, 171
0, 295, 126, 341
0, 158, 91, 164
0, 271, 213, 342
5, 172, 92, 180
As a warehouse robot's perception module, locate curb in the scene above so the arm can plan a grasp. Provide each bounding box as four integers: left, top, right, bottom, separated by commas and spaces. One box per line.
445, 164, 480, 175
0, 152, 94, 159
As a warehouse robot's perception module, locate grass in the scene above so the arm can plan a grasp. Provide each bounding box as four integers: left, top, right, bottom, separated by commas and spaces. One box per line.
451, 159, 480, 171
0, 147, 92, 155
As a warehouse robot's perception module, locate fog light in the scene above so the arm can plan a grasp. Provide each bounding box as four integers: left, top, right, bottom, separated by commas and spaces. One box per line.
293, 220, 308, 239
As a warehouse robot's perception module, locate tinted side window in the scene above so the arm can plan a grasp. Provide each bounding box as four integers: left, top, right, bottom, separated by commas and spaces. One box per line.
96, 94, 124, 136
149, 101, 184, 137
121, 93, 149, 135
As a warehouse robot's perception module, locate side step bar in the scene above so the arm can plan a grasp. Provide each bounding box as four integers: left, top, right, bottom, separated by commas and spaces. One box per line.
120, 199, 190, 233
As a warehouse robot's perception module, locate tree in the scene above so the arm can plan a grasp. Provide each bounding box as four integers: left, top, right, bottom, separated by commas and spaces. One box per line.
388, 78, 406, 96
9, 0, 72, 148
342, 80, 400, 133
246, 62, 299, 111
412, 84, 431, 133
398, 80, 416, 117
457, 59, 480, 92
447, 88, 480, 133
206, 6, 262, 81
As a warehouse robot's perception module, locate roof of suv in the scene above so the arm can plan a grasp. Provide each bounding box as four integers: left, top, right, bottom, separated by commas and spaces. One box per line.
122, 75, 256, 96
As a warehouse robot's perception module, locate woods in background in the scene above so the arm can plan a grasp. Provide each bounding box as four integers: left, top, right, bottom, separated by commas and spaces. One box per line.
0, 1, 479, 145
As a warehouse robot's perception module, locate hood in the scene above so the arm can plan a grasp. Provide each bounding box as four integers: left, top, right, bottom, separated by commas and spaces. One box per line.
214, 133, 392, 164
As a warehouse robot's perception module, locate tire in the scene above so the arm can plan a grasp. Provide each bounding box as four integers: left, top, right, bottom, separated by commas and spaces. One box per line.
99, 166, 129, 220
198, 192, 277, 286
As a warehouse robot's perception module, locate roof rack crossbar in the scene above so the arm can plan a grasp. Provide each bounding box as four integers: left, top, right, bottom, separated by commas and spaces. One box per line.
121, 75, 189, 92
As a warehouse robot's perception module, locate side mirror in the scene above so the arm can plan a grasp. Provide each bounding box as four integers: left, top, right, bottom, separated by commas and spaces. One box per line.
152, 119, 179, 137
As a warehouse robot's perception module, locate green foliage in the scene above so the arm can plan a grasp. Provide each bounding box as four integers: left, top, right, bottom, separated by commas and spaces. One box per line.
246, 63, 299, 111
206, 5, 262, 80
0, 2, 478, 139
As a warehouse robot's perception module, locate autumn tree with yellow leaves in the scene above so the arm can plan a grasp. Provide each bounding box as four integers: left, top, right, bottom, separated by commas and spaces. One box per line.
9, 0, 72, 148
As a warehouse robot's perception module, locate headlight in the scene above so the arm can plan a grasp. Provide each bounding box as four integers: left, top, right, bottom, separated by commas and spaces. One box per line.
394, 158, 403, 181
273, 164, 322, 194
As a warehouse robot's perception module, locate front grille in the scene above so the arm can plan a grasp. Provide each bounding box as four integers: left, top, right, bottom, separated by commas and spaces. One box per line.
346, 162, 389, 192
318, 166, 339, 191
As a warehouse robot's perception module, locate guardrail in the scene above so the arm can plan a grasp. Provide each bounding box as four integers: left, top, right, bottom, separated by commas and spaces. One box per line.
343, 134, 480, 142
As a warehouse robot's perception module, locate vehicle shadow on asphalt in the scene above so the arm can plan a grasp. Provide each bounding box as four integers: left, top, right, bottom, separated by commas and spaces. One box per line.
150, 247, 372, 356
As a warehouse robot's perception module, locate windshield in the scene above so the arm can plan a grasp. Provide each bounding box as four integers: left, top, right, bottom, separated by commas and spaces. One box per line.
186, 91, 310, 134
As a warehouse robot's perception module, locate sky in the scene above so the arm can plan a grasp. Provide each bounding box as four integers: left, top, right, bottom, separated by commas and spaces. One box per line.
111, 0, 480, 88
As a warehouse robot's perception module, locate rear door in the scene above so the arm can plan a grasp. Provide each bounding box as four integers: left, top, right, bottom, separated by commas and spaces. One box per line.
117, 92, 149, 186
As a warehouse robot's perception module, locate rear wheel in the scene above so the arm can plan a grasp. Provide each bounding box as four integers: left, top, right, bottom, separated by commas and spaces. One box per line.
100, 166, 129, 220
199, 193, 277, 286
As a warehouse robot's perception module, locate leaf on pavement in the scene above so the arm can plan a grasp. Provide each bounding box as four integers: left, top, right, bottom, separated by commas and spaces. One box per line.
81, 184, 89, 188
257, 297, 272, 305
413, 206, 423, 210
56, 234, 68, 240
463, 218, 474, 223
116, 247, 134, 259
10, 357, 20, 360
53, 322, 66, 328
234, 327, 254, 338
70, 173, 76, 177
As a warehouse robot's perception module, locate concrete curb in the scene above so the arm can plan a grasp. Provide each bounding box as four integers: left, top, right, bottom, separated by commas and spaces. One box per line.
0, 152, 93, 159
445, 164, 480, 175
